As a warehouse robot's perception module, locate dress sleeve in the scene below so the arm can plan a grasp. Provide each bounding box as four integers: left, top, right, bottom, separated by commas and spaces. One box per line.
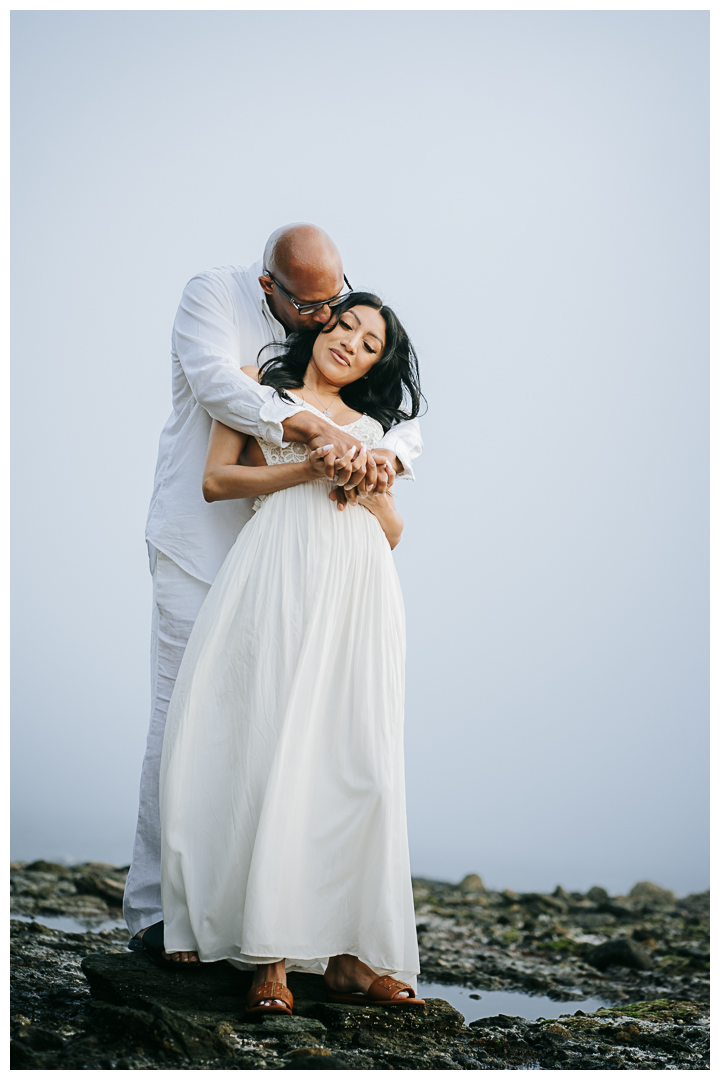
376, 418, 423, 481
172, 271, 305, 448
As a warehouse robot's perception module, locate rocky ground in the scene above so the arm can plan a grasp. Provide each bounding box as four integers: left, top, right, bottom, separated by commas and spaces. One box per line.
10, 861, 710, 1070
414, 874, 710, 1007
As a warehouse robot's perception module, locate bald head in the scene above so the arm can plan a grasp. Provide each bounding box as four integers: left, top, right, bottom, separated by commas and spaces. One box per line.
263, 223, 343, 281
260, 223, 346, 332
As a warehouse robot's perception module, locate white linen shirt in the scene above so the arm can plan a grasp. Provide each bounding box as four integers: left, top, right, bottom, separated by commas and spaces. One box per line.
146, 261, 423, 584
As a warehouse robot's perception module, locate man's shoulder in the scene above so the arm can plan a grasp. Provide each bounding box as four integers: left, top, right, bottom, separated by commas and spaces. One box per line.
189, 262, 261, 290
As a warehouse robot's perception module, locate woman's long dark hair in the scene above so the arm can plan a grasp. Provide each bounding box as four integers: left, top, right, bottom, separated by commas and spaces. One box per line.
257, 292, 424, 433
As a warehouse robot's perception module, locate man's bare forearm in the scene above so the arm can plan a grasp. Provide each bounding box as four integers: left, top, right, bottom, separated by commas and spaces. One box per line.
283, 412, 401, 469
282, 410, 359, 458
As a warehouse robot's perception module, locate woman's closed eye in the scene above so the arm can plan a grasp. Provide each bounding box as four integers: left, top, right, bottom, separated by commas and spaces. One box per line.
363, 341, 377, 354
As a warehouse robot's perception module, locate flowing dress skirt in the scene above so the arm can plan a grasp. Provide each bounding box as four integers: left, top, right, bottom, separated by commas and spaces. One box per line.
159, 475, 419, 983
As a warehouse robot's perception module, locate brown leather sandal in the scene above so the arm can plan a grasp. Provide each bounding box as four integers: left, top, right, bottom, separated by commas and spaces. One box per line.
245, 981, 294, 1016
328, 975, 425, 1007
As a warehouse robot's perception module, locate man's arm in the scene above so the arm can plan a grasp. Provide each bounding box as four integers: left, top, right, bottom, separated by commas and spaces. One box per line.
174, 272, 363, 462
375, 417, 423, 481
173, 271, 304, 448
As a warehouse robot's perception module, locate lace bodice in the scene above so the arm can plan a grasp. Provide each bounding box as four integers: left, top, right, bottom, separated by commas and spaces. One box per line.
253, 401, 384, 511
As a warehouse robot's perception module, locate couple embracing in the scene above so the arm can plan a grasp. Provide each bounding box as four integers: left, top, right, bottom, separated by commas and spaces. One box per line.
123, 224, 426, 1015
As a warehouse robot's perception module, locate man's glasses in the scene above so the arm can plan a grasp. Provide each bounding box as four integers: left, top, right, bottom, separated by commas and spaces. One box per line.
264, 270, 354, 316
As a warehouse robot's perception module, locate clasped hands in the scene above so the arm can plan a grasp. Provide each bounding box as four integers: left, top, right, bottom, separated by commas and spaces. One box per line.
307, 442, 397, 511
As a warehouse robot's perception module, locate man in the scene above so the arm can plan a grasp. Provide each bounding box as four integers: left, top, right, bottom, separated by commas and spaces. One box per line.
124, 223, 423, 964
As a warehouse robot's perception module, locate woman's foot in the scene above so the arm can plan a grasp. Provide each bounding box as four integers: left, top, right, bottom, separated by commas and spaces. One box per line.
324, 954, 410, 998
251, 960, 288, 1008
134, 925, 199, 964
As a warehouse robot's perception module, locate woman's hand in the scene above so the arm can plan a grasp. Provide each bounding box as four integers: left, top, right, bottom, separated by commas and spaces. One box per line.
306, 444, 336, 478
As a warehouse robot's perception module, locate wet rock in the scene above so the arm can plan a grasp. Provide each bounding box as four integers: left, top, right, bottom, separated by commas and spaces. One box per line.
463, 999, 709, 1070
73, 868, 127, 907
11, 860, 127, 924
282, 1055, 348, 1069
470, 1012, 529, 1030
89, 999, 235, 1061
586, 937, 654, 971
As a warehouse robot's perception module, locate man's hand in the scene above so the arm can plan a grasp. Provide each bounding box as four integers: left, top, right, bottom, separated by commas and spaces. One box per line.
283, 410, 359, 460
283, 410, 363, 482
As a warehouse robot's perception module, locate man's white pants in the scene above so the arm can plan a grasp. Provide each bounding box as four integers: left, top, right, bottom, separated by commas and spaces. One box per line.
123, 545, 211, 936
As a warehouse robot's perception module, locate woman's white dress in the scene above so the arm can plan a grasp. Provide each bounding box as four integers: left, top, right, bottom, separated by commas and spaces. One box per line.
159, 407, 419, 985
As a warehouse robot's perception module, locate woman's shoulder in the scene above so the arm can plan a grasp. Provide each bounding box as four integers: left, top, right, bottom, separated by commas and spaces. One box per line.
241, 365, 260, 382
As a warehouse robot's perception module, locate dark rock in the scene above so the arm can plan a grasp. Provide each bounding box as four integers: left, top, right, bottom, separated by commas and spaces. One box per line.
598, 900, 636, 920
25, 860, 74, 879
352, 1030, 388, 1048
632, 926, 656, 942
89, 1000, 235, 1061
12, 1024, 67, 1051
519, 892, 567, 915
575, 912, 617, 929
73, 867, 127, 906
546, 988, 586, 1001
282, 1054, 348, 1069
309, 997, 463, 1035
75, 875, 125, 906
259, 1016, 327, 1035
470, 1013, 528, 1030
677, 890, 710, 915
586, 886, 610, 903
586, 938, 654, 971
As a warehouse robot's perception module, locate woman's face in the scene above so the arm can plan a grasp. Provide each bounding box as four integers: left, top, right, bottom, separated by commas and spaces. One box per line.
311, 305, 386, 387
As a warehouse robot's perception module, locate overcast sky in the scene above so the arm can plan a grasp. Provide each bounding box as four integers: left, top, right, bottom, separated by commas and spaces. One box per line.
11, 10, 708, 897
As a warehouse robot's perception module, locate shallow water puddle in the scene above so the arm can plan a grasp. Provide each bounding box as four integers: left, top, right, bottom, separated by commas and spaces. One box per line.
12, 913, 127, 934
417, 980, 610, 1024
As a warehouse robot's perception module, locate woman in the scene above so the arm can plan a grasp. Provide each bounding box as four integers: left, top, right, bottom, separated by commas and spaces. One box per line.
159, 293, 425, 1015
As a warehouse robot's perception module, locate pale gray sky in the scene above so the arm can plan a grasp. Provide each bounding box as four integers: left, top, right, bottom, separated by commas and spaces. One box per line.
11, 10, 708, 896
